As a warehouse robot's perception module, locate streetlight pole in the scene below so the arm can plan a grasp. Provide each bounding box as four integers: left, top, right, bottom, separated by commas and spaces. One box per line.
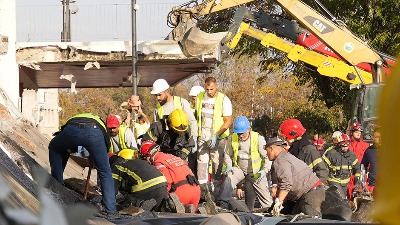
131, 0, 138, 95
61, 0, 71, 42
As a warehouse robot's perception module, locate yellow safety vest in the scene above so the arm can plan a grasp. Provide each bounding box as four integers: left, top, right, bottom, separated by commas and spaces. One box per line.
157, 96, 182, 119
231, 131, 263, 178
196, 92, 229, 139
69, 113, 106, 130
109, 125, 129, 153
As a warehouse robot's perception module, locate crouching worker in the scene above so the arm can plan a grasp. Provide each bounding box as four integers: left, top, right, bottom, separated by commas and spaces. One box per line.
266, 137, 325, 218
108, 149, 168, 211
217, 116, 273, 212
140, 140, 201, 213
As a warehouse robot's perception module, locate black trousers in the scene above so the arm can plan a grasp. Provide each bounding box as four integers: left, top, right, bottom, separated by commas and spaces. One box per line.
292, 188, 326, 217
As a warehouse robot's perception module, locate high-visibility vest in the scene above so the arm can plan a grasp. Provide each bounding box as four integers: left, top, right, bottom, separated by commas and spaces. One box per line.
231, 131, 263, 178
157, 96, 182, 119
69, 113, 106, 130
196, 92, 229, 139
109, 125, 129, 153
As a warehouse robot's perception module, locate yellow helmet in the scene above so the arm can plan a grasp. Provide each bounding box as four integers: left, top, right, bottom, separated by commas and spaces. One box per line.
117, 149, 139, 160
168, 109, 189, 132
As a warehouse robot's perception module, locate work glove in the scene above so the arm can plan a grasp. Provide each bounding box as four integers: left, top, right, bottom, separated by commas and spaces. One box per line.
224, 163, 233, 175
192, 136, 198, 153
209, 134, 219, 149
256, 170, 267, 183
272, 198, 284, 217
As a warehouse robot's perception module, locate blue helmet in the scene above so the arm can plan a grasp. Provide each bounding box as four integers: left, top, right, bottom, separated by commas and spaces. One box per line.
233, 116, 250, 133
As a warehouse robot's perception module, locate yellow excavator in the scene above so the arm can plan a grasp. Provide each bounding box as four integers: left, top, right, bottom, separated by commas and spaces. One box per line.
168, 0, 396, 141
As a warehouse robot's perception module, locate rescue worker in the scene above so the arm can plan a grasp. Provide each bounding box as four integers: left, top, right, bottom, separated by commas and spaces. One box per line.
140, 140, 201, 213
361, 128, 380, 194
150, 78, 198, 139
279, 119, 328, 185
106, 115, 138, 154
312, 133, 325, 153
48, 113, 117, 215
189, 85, 205, 113
266, 137, 325, 217
217, 116, 273, 211
108, 149, 168, 211
323, 131, 342, 155
126, 95, 150, 142
141, 109, 195, 171
347, 122, 370, 199
196, 77, 233, 194
322, 134, 361, 199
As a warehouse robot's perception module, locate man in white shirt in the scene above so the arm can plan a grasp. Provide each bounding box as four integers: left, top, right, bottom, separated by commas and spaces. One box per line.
196, 77, 233, 192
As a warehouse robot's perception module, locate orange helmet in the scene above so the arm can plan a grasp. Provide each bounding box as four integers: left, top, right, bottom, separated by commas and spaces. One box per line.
340, 134, 351, 146
140, 140, 160, 158
350, 122, 363, 132
279, 119, 306, 140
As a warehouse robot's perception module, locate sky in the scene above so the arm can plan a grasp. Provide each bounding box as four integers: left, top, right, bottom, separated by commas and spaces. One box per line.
16, 0, 189, 42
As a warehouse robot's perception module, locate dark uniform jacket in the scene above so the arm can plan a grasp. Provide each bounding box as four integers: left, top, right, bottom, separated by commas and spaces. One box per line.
322, 148, 361, 186
109, 156, 168, 195
361, 145, 378, 186
289, 134, 328, 184
142, 121, 195, 160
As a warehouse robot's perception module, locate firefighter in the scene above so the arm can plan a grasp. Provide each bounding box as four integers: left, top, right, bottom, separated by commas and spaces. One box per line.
141, 109, 196, 172
266, 137, 325, 217
347, 122, 370, 199
217, 116, 273, 211
323, 131, 342, 155
323, 134, 361, 199
108, 149, 168, 211
106, 115, 138, 154
140, 140, 201, 213
48, 113, 117, 214
279, 119, 328, 185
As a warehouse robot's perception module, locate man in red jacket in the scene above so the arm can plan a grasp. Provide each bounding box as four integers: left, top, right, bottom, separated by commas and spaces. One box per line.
140, 140, 201, 213
347, 122, 370, 199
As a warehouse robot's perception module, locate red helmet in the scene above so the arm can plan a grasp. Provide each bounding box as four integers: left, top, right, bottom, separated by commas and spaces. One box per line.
350, 122, 363, 132
279, 119, 306, 140
140, 140, 160, 157
340, 134, 351, 146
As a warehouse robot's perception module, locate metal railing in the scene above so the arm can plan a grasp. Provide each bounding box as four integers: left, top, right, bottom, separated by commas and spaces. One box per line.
16, 3, 178, 42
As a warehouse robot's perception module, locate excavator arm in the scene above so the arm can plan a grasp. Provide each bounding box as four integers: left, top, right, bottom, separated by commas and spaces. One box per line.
169, 0, 389, 82
224, 17, 373, 84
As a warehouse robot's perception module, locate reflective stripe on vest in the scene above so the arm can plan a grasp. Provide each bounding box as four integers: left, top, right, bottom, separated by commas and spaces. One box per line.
69, 113, 106, 130
231, 131, 262, 178
196, 91, 229, 138
113, 165, 167, 192
109, 125, 128, 153
157, 96, 182, 119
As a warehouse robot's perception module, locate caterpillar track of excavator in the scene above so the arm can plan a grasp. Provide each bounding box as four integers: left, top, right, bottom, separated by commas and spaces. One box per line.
167, 0, 396, 143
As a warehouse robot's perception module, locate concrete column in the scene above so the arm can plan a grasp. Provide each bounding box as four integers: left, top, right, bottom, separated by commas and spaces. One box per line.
0, 0, 19, 108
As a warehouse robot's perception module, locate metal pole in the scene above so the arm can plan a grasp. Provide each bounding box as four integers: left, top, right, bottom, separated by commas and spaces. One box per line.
131, 0, 138, 95
61, 0, 71, 42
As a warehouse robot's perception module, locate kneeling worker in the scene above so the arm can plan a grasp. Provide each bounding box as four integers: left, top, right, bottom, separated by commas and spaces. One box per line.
266, 137, 325, 218
140, 140, 201, 213
109, 149, 168, 211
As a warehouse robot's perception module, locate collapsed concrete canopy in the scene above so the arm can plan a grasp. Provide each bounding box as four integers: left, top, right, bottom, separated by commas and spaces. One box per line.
16, 40, 219, 89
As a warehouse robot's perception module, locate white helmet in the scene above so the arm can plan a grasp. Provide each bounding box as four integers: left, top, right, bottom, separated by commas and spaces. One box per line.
151, 79, 170, 94
332, 131, 342, 140
189, 86, 205, 97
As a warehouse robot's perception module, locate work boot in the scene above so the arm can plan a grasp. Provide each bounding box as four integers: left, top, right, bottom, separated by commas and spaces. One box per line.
185, 204, 196, 214
200, 183, 217, 215
140, 199, 157, 211
169, 192, 185, 213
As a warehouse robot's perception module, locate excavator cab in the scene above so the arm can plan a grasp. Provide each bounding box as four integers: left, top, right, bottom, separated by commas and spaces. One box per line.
350, 83, 383, 143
